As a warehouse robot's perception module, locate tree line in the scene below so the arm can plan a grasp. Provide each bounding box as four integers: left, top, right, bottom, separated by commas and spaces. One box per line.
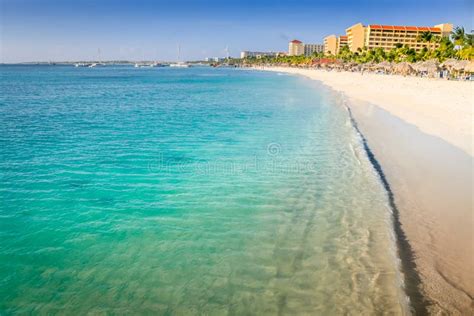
236, 26, 473, 65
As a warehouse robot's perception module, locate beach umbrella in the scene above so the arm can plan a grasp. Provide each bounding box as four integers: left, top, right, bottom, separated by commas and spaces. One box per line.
386, 62, 394, 72
421, 59, 440, 76
424, 59, 440, 68
411, 60, 438, 77
440, 58, 458, 70
393, 62, 414, 75
452, 60, 469, 71
464, 60, 474, 73
376, 61, 392, 71
439, 58, 462, 78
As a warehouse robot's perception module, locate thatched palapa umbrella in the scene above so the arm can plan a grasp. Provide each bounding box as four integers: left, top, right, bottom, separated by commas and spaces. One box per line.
464, 60, 474, 74
452, 60, 469, 71
421, 59, 440, 77
439, 59, 462, 78
440, 58, 458, 70
376, 61, 393, 72
393, 62, 414, 76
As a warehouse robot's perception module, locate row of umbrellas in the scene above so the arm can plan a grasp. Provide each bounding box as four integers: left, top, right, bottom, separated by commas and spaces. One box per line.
247, 58, 474, 77
312, 59, 474, 76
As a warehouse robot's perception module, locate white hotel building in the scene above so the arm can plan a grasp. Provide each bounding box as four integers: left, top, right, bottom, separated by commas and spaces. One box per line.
303, 44, 324, 56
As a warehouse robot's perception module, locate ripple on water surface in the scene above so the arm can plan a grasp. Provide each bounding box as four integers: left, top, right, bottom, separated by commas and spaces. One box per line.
0, 66, 407, 314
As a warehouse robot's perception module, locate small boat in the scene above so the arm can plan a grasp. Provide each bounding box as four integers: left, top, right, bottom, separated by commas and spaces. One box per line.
83, 49, 105, 68
170, 45, 191, 68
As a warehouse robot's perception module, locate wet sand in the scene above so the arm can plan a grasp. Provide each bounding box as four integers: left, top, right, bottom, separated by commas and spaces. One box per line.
259, 67, 473, 314
349, 100, 473, 314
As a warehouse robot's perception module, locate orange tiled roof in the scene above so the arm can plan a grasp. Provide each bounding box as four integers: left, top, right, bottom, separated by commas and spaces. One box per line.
290, 39, 302, 44
369, 25, 441, 32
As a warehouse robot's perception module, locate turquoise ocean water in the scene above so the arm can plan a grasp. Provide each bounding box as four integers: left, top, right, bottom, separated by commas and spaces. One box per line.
1, 65, 408, 314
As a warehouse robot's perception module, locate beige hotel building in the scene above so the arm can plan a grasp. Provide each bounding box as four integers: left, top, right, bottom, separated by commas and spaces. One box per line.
323, 35, 348, 55
288, 40, 304, 56
345, 22, 453, 52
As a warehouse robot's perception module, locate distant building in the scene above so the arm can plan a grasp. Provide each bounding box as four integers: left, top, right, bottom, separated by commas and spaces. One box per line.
303, 44, 324, 56
240, 51, 279, 58
288, 40, 304, 56
344, 22, 453, 52
324, 35, 347, 55
289, 40, 323, 56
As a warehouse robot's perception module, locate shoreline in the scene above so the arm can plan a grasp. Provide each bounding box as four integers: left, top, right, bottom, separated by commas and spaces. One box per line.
257, 67, 473, 314
345, 104, 429, 314
255, 67, 473, 157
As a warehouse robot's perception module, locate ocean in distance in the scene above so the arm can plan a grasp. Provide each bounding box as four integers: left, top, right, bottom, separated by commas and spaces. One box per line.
0, 65, 408, 314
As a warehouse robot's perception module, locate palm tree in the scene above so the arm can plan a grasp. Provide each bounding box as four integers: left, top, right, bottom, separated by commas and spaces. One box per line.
418, 31, 434, 43
465, 33, 474, 46
336, 45, 354, 62
458, 46, 474, 60
394, 43, 403, 49
416, 47, 429, 61
451, 26, 466, 47
418, 31, 442, 52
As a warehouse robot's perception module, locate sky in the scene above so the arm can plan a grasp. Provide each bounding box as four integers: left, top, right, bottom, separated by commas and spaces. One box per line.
1, 0, 473, 63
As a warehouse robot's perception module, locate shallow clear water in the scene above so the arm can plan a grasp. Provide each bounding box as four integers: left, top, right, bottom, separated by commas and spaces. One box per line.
1, 65, 407, 314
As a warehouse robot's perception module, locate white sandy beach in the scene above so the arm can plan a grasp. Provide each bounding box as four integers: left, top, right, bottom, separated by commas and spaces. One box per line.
259, 67, 474, 314
261, 67, 473, 157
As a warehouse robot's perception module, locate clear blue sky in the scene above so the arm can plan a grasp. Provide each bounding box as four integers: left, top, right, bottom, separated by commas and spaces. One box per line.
1, 0, 472, 62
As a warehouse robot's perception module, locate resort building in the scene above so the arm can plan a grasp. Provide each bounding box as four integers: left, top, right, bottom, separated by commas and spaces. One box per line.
303, 44, 324, 56
288, 40, 304, 56
344, 22, 453, 52
323, 35, 347, 55
346, 23, 366, 52
324, 35, 337, 55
